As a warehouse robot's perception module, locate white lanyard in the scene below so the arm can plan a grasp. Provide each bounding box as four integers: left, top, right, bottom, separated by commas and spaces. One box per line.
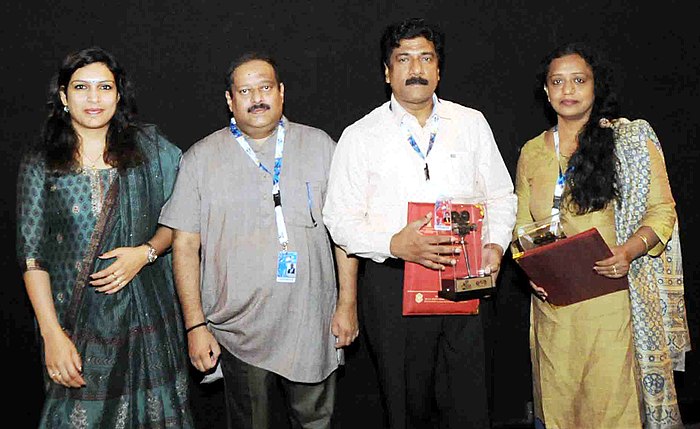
551, 127, 566, 221
229, 118, 289, 249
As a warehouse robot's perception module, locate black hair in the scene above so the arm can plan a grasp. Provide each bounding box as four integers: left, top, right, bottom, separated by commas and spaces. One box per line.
380, 17, 445, 69
224, 52, 282, 92
34, 46, 143, 171
537, 42, 621, 214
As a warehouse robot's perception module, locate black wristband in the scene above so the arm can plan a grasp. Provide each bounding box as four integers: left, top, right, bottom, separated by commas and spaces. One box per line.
185, 322, 208, 334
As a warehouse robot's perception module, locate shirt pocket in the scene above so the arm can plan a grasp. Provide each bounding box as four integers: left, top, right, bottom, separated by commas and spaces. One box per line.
283, 180, 322, 228
431, 151, 480, 198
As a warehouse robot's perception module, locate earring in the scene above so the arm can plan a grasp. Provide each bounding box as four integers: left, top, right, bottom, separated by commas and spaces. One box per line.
63, 105, 69, 113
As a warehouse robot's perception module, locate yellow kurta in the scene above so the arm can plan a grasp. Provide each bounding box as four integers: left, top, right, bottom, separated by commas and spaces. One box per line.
514, 131, 676, 429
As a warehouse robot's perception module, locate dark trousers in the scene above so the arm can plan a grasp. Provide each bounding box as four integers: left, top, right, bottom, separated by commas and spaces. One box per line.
219, 347, 336, 429
359, 259, 491, 429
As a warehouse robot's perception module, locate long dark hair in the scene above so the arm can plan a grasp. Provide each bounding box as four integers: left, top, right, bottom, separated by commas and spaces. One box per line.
537, 42, 620, 214
35, 46, 143, 171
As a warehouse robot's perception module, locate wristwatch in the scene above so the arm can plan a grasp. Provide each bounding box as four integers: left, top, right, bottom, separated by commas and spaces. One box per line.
145, 242, 158, 264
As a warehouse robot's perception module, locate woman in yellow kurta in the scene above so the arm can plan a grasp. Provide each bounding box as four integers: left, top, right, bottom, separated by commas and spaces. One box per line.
515, 42, 690, 429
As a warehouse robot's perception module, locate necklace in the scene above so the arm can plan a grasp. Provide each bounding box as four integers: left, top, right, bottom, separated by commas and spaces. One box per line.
81, 149, 104, 169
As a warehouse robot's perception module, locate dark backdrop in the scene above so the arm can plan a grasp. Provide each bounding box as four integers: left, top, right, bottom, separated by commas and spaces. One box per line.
2, 1, 698, 428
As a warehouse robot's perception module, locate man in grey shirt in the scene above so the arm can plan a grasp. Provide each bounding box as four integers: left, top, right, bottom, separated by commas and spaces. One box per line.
159, 52, 358, 429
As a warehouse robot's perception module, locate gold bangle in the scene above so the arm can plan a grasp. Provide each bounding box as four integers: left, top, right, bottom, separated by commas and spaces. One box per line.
634, 233, 650, 253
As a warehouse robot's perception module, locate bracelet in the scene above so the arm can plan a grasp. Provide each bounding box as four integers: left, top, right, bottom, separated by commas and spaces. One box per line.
185, 322, 208, 334
634, 233, 650, 253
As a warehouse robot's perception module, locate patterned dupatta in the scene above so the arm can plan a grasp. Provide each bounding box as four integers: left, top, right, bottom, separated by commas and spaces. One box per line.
613, 120, 691, 429
62, 176, 120, 335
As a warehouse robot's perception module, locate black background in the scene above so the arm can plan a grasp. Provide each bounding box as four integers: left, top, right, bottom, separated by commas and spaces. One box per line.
2, 1, 698, 427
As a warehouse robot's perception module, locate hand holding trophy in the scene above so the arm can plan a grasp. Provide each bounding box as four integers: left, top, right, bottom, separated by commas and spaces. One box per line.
437, 198, 495, 302
451, 209, 478, 276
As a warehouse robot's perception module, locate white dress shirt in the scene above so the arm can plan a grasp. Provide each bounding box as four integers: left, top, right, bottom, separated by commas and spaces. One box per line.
323, 94, 517, 263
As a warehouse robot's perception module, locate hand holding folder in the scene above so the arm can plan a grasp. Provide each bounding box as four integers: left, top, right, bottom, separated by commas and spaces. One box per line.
402, 201, 484, 315
512, 227, 629, 306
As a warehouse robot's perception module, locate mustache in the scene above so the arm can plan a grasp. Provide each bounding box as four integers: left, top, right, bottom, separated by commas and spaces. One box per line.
405, 76, 429, 86
248, 103, 270, 112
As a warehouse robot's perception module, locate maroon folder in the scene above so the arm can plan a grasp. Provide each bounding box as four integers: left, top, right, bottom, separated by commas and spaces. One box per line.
514, 228, 629, 306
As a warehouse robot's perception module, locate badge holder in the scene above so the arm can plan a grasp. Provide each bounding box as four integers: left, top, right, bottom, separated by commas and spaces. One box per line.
436, 197, 495, 301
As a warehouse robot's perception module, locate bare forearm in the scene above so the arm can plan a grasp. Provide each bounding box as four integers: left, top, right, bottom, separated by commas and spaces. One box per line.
25, 270, 86, 386
23, 270, 63, 338
172, 231, 206, 327
334, 246, 358, 307
331, 245, 359, 346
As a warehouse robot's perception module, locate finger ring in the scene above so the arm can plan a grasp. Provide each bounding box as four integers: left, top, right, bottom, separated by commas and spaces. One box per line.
612, 265, 618, 275
116, 276, 124, 283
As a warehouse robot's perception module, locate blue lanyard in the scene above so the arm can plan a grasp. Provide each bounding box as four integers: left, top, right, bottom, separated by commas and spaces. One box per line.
229, 118, 289, 248
229, 119, 285, 188
402, 114, 439, 181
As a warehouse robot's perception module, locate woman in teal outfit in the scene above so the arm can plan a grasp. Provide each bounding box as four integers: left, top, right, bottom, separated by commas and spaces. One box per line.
16, 47, 194, 428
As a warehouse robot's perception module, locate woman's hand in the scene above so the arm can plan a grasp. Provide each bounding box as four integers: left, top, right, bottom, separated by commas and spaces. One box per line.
530, 281, 548, 301
43, 328, 85, 388
89, 245, 150, 294
593, 245, 630, 279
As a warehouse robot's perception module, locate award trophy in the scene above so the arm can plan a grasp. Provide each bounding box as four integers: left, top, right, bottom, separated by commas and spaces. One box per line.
510, 214, 566, 258
437, 200, 495, 302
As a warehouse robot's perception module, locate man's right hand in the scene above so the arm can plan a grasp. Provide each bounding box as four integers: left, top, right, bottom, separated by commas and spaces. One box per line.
389, 212, 458, 270
187, 328, 221, 372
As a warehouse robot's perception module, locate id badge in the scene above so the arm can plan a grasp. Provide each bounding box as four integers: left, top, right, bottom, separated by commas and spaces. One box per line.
277, 250, 298, 283
434, 197, 453, 231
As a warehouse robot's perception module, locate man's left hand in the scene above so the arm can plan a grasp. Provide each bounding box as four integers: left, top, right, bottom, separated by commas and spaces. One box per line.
482, 244, 504, 282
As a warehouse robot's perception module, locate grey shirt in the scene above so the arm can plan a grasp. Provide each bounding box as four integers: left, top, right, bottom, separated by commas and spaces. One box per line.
160, 117, 339, 383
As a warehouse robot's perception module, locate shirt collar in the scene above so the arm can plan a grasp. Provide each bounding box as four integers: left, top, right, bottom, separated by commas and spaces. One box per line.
389, 93, 446, 127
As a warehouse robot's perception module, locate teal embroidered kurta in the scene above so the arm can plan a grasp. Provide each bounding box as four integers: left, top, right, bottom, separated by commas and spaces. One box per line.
17, 125, 194, 428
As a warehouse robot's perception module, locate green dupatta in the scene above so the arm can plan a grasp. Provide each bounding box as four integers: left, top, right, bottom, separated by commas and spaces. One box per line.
40, 125, 194, 428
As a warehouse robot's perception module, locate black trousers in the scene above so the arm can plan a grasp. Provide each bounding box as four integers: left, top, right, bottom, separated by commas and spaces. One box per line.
219, 347, 336, 429
359, 259, 491, 429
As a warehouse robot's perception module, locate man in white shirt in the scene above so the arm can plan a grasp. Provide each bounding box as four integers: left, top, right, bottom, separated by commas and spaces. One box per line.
322, 18, 517, 428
